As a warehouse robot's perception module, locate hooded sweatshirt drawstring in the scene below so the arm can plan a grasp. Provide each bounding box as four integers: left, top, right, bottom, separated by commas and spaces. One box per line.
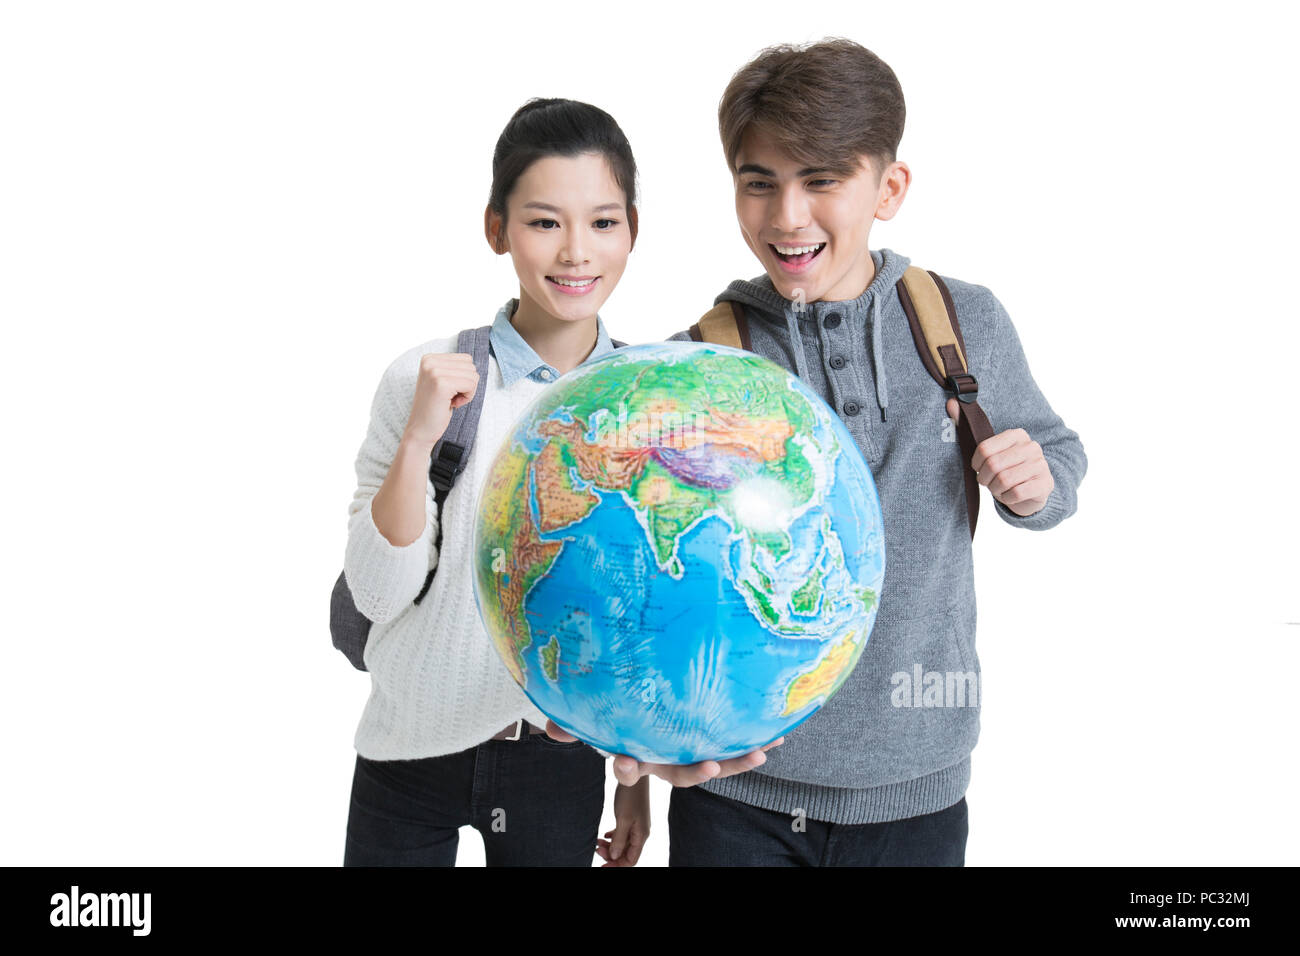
871, 292, 888, 422
784, 302, 811, 385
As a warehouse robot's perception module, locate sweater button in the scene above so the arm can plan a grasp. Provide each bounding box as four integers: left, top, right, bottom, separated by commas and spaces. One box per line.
843, 400, 860, 416
830, 355, 847, 370
823, 312, 842, 329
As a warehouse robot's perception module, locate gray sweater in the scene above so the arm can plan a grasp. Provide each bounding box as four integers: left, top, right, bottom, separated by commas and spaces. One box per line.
667, 247, 1087, 823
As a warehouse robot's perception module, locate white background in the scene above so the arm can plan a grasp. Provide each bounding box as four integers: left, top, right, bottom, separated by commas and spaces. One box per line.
2, 0, 1296, 867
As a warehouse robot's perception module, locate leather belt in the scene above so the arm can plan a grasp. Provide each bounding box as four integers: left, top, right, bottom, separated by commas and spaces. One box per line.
489, 719, 548, 742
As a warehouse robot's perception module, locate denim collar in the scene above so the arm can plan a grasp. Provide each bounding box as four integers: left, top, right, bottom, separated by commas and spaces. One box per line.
489, 298, 615, 387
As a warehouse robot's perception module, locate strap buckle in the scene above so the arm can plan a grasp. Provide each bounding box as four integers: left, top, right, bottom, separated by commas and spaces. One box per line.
503, 719, 523, 742
428, 440, 465, 493
944, 372, 979, 404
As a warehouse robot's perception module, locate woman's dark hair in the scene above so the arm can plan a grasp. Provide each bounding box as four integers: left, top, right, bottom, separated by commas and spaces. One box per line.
487, 98, 639, 252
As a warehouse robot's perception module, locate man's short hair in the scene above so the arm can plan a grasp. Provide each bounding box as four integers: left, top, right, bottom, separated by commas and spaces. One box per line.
718, 37, 906, 182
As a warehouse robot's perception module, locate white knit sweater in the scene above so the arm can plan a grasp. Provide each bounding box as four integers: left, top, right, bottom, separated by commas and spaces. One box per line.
346, 335, 556, 760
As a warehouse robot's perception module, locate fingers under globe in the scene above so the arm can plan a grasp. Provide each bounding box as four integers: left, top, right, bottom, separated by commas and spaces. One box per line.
668, 761, 721, 786
611, 758, 644, 787
544, 719, 576, 742
717, 751, 766, 778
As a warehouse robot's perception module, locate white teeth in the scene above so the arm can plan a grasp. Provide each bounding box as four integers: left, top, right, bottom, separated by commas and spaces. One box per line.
773, 243, 825, 255
551, 277, 595, 287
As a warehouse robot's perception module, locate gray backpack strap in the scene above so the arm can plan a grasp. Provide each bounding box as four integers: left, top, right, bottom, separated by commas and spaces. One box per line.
611, 337, 628, 348
331, 326, 492, 671
412, 326, 492, 605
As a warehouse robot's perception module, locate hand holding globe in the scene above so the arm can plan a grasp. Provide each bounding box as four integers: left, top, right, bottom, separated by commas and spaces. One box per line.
543, 718, 785, 787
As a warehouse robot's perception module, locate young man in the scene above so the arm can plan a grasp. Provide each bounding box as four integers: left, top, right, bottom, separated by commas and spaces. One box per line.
655, 37, 1087, 865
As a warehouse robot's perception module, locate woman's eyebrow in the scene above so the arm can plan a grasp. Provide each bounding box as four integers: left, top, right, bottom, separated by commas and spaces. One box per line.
522, 201, 624, 213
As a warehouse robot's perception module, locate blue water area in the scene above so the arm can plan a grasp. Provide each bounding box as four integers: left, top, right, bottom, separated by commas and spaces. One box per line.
522, 487, 831, 763
826, 422, 886, 590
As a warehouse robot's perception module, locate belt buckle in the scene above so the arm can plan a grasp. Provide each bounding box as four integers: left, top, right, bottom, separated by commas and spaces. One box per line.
503, 719, 523, 741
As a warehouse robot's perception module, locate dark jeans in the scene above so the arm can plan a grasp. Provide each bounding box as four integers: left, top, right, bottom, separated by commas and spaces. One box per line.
669, 784, 968, 866
343, 734, 605, 867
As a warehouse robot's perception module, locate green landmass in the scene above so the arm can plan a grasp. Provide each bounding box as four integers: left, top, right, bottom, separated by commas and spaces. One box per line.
540, 636, 560, 682
791, 566, 825, 615
743, 579, 780, 627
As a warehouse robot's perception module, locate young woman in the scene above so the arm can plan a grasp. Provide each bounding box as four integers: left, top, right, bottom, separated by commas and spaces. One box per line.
342, 98, 649, 867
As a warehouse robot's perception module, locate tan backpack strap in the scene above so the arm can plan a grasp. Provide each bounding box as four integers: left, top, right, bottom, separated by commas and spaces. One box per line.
896, 266, 995, 540
898, 266, 970, 379
687, 301, 751, 351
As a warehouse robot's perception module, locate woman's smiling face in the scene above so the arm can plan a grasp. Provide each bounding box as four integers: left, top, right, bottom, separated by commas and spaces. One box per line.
486, 152, 635, 323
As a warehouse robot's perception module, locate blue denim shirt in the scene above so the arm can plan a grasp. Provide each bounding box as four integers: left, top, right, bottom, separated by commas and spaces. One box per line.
488, 298, 616, 387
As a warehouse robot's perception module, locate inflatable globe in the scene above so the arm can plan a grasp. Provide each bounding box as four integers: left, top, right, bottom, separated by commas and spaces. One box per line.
471, 341, 885, 764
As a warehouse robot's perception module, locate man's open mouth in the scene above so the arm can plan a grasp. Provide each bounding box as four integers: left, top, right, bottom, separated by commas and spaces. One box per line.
770, 242, 826, 265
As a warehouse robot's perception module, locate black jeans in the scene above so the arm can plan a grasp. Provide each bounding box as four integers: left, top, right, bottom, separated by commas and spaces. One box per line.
668, 785, 968, 866
343, 734, 605, 867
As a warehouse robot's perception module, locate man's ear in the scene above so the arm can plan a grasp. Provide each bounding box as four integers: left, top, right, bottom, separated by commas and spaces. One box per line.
627, 204, 639, 252
484, 205, 508, 254
875, 161, 911, 222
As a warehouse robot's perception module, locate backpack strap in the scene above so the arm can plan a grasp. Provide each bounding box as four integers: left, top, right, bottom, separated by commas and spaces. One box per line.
611, 338, 628, 348
686, 301, 751, 351
413, 325, 492, 605
895, 266, 995, 538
